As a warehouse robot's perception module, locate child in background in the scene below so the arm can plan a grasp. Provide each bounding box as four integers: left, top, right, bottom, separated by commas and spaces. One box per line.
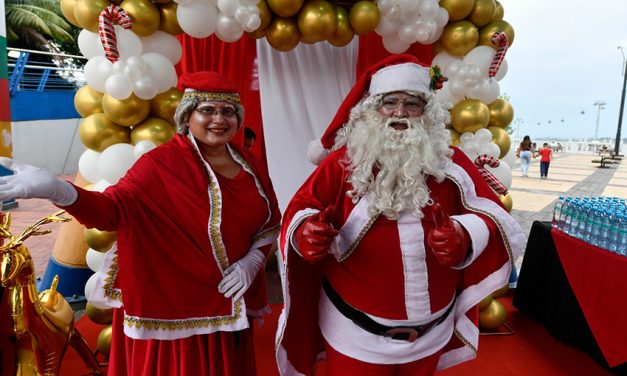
538, 142, 553, 178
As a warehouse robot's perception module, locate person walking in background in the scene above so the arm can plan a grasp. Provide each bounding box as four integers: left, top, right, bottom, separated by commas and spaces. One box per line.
538, 142, 553, 179
516, 135, 533, 177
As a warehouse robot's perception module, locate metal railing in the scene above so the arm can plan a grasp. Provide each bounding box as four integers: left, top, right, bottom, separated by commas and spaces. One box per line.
7, 47, 86, 94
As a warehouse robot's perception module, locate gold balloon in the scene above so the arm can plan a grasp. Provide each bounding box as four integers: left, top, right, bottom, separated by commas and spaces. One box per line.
478, 294, 493, 311
86, 303, 114, 325
298, 0, 336, 42
267, 0, 304, 17
102, 93, 150, 127
74, 0, 110, 32
479, 20, 515, 47
328, 6, 354, 47
75, 86, 104, 118
449, 129, 461, 146
487, 98, 514, 128
150, 87, 182, 126
467, 0, 496, 28
97, 325, 113, 359
247, 28, 267, 39
478, 300, 506, 330
487, 126, 511, 159
158, 1, 183, 35
494, 1, 504, 20
60, 0, 81, 27
84, 228, 118, 252
257, 0, 273, 31
120, 0, 160, 36
450, 99, 490, 134
349, 0, 380, 36
499, 193, 513, 212
152, 0, 172, 3
265, 17, 301, 52
492, 283, 509, 298
300, 33, 319, 44
439, 0, 475, 21
131, 117, 175, 145
440, 21, 479, 57
79, 113, 131, 152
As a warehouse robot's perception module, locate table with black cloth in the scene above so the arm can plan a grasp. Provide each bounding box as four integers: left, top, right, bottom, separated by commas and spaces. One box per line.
513, 221, 627, 372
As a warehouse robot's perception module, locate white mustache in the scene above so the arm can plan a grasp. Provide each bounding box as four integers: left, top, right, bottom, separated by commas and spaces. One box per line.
384, 118, 412, 128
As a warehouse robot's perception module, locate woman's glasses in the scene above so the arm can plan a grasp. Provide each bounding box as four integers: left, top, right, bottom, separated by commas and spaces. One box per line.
195, 105, 237, 118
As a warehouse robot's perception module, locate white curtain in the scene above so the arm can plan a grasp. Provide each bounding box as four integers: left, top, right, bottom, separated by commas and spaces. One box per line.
257, 39, 358, 211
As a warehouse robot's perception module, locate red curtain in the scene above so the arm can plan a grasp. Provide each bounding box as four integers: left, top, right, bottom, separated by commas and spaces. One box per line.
356, 34, 434, 78
175, 35, 265, 161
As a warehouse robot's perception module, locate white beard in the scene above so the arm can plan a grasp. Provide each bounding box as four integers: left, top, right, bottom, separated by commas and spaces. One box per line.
334, 103, 452, 220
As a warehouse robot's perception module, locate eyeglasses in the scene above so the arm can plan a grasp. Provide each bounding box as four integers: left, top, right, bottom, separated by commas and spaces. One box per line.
380, 95, 426, 113
194, 105, 237, 118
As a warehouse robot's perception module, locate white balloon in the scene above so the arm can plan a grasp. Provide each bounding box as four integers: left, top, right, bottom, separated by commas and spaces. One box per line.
133, 77, 159, 100
483, 80, 501, 104
398, 24, 418, 44
448, 77, 466, 98
375, 15, 399, 37
98, 143, 137, 184
244, 14, 261, 32
234, 6, 250, 23
218, 0, 239, 16
387, 5, 400, 21
247, 5, 260, 15
495, 59, 508, 81
460, 132, 475, 143
400, 7, 420, 23
142, 52, 177, 93
398, 0, 419, 13
459, 140, 479, 159
141, 31, 183, 64
502, 143, 517, 168
86, 248, 105, 272
479, 142, 501, 159
92, 179, 112, 192
419, 0, 439, 19
432, 51, 457, 72
475, 128, 493, 144
382, 35, 410, 54
240, 0, 258, 5
423, 25, 444, 44
463, 46, 494, 77
84, 272, 101, 300
177, 2, 218, 38
485, 163, 512, 189
78, 149, 102, 184
105, 74, 133, 100
377, 0, 393, 14
466, 80, 490, 100
215, 14, 244, 42
112, 60, 126, 75
134, 140, 157, 159
445, 59, 464, 77
116, 26, 143, 58
84, 56, 112, 93
434, 82, 461, 107
78, 29, 104, 58
435, 7, 449, 27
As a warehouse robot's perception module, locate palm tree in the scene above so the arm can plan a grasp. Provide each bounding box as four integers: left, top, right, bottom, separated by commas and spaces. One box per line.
5, 0, 77, 53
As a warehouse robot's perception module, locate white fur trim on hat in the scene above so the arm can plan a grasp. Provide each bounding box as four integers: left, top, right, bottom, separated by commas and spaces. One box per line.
368, 63, 431, 97
307, 139, 330, 165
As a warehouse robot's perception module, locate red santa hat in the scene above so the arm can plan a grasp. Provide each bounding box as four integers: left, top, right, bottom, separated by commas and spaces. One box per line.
307, 54, 433, 165
178, 71, 241, 104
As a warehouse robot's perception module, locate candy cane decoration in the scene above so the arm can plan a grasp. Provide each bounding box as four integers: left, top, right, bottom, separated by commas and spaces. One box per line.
488, 31, 509, 78
98, 5, 133, 63
474, 154, 508, 195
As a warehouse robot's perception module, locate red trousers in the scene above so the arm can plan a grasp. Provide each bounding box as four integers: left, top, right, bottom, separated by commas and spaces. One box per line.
324, 341, 441, 376
108, 309, 256, 376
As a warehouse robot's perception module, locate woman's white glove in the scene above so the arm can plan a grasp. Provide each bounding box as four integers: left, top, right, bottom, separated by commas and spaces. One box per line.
0, 157, 77, 206
218, 249, 265, 301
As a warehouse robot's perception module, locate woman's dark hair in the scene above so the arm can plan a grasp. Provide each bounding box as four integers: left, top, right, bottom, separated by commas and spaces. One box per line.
244, 127, 256, 140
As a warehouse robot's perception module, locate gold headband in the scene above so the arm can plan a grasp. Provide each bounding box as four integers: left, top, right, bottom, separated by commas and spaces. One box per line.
182, 91, 241, 104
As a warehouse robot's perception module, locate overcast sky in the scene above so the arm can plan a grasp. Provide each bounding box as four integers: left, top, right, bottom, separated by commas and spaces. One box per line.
497, 0, 627, 140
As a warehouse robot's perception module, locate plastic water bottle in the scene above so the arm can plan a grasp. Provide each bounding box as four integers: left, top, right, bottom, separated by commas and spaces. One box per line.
598, 209, 612, 250
608, 211, 620, 253
618, 214, 627, 256
552, 196, 564, 228
577, 204, 592, 241
589, 208, 603, 247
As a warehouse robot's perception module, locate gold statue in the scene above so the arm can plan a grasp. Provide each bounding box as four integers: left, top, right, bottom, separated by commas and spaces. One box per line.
0, 211, 103, 375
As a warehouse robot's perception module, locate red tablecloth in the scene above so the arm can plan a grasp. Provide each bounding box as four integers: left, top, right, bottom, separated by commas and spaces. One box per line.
551, 228, 627, 367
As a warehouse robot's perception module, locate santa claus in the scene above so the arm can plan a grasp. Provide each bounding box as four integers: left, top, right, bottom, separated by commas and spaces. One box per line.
276, 54, 525, 375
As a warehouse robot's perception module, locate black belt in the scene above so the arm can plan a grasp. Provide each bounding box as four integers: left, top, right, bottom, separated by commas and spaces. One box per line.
322, 278, 455, 343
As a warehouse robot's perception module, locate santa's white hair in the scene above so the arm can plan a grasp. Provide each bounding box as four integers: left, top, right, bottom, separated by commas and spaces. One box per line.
334, 92, 453, 219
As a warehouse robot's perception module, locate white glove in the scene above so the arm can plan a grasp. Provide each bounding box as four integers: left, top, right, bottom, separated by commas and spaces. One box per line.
0, 157, 78, 206
218, 249, 265, 301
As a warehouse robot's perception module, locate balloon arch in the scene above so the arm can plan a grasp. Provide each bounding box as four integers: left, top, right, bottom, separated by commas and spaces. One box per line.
59, 0, 516, 355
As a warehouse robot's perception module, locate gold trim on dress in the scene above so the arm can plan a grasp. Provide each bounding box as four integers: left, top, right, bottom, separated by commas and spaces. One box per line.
339, 214, 380, 262
103, 252, 122, 302
124, 301, 243, 330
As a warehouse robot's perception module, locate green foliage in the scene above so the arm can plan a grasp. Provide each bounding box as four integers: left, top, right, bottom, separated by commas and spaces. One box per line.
5, 0, 79, 53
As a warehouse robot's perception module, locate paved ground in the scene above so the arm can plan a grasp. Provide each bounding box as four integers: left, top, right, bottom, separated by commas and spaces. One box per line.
5, 152, 626, 290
